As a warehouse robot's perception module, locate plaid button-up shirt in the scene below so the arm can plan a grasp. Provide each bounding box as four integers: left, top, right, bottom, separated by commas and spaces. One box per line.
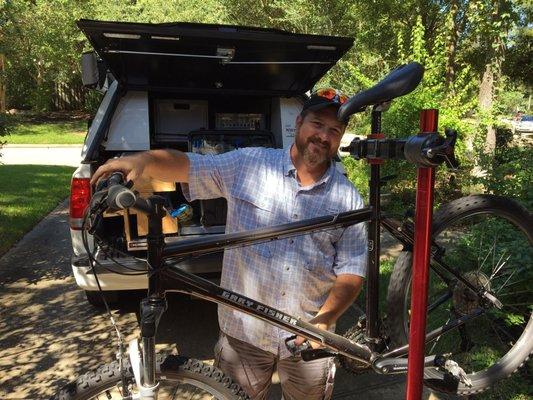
182, 146, 367, 358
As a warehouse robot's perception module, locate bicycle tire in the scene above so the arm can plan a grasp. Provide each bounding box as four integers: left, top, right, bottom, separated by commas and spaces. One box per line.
386, 194, 532, 395
52, 353, 250, 400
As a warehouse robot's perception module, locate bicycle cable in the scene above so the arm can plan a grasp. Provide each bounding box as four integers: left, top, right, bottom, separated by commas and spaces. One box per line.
84, 207, 148, 275
82, 209, 131, 396
92, 235, 148, 274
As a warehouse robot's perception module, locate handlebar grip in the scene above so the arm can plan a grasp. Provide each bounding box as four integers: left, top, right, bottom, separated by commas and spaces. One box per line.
107, 185, 137, 211
107, 171, 125, 187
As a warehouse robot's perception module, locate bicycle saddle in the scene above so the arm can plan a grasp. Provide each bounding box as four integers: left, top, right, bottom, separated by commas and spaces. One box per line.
338, 62, 424, 121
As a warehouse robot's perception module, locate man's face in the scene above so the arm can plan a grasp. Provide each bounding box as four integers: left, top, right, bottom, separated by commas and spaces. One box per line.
294, 107, 346, 167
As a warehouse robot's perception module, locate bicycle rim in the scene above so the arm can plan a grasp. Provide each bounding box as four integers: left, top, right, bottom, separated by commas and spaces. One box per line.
387, 196, 533, 394
82, 378, 232, 399
54, 355, 249, 400
413, 208, 531, 392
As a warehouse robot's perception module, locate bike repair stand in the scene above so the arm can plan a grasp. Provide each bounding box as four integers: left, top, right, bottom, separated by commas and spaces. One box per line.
405, 109, 438, 400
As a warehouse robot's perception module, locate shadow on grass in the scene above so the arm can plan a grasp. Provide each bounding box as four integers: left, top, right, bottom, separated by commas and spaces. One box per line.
10, 121, 85, 136
0, 165, 74, 256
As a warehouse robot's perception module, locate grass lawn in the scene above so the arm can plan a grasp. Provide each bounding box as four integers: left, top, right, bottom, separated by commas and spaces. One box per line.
0, 164, 74, 255
5, 120, 86, 144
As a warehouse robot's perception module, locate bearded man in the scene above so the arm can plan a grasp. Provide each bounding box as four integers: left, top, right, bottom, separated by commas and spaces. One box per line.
91, 88, 367, 400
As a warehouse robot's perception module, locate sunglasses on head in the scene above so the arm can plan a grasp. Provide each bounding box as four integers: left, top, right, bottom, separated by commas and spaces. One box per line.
314, 88, 349, 104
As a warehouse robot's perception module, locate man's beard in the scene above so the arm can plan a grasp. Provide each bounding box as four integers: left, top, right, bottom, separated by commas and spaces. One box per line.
296, 135, 331, 167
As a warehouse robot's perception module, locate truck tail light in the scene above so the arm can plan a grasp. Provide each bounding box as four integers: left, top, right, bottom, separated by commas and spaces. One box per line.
70, 177, 91, 230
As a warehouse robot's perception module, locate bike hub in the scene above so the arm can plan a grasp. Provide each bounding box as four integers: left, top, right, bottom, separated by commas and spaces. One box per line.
452, 271, 490, 315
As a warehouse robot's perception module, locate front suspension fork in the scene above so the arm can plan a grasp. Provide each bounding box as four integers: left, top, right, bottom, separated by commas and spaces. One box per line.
130, 196, 168, 399
128, 296, 168, 400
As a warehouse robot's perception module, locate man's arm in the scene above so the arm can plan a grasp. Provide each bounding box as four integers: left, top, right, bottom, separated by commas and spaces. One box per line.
295, 274, 364, 348
91, 149, 190, 186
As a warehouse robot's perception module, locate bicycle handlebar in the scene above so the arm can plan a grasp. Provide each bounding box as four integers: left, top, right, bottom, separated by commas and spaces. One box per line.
91, 172, 155, 217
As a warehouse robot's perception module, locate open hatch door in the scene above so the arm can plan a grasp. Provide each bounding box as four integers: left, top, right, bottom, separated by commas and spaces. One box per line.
77, 19, 353, 96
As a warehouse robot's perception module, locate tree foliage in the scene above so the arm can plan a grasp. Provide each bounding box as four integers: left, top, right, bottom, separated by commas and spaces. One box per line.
0, 0, 530, 202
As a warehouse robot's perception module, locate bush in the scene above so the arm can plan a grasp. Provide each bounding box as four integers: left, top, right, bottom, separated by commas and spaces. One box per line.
475, 144, 533, 209
0, 114, 14, 157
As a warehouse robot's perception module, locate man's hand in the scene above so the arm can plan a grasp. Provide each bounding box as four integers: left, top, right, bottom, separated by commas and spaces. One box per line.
91, 152, 152, 186
294, 321, 329, 349
90, 149, 190, 187
294, 274, 364, 350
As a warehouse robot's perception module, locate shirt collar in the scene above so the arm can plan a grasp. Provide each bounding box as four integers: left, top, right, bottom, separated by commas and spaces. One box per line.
283, 145, 336, 188
283, 146, 296, 177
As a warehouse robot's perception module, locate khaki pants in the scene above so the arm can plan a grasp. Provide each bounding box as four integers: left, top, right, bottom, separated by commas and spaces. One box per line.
214, 333, 335, 400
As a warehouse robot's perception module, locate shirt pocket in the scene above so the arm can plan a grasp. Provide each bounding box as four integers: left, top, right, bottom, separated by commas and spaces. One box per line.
299, 206, 342, 272
308, 207, 343, 255
303, 251, 335, 274
231, 184, 277, 259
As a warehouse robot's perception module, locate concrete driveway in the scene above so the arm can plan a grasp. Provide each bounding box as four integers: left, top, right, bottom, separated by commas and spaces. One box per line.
1, 145, 83, 167
0, 200, 455, 399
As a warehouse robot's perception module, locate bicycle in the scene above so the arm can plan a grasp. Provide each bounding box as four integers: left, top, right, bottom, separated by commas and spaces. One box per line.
53, 63, 532, 400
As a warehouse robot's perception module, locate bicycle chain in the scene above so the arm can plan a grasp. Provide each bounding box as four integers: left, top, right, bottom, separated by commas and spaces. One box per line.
337, 323, 372, 374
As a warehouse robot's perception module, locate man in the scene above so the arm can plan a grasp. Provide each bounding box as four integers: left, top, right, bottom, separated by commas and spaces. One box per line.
91, 88, 367, 399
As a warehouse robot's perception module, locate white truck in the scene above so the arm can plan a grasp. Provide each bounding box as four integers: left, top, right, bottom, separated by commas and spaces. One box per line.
70, 19, 352, 306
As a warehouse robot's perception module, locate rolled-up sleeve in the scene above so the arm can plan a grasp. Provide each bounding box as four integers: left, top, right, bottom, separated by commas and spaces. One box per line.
333, 195, 368, 278
180, 150, 241, 201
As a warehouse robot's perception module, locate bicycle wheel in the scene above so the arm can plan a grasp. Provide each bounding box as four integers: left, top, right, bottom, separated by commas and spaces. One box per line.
386, 195, 532, 395
53, 354, 249, 400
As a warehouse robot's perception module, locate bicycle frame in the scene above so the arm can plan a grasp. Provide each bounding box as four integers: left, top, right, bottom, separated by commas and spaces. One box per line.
80, 101, 468, 399
132, 190, 484, 392
122, 107, 483, 393
126, 109, 483, 396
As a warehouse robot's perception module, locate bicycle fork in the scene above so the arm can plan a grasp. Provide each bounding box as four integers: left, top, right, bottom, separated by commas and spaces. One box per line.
127, 296, 167, 400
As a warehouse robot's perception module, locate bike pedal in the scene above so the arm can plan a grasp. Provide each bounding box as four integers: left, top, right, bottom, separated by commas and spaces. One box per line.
443, 360, 472, 387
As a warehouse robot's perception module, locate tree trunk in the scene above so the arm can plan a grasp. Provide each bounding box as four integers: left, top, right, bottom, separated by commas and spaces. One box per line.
445, 0, 460, 92
0, 54, 5, 112
479, 64, 496, 153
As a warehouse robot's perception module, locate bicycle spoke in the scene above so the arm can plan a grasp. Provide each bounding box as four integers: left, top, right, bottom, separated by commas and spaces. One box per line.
491, 268, 514, 281
498, 290, 531, 297
477, 237, 497, 273
487, 319, 507, 349
497, 278, 529, 288
502, 303, 529, 316
169, 382, 180, 400
390, 198, 533, 395
428, 316, 451, 354
476, 229, 485, 268
489, 252, 511, 281
495, 268, 519, 294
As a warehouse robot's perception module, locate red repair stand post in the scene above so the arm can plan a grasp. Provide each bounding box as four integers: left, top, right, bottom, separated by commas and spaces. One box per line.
405, 109, 438, 400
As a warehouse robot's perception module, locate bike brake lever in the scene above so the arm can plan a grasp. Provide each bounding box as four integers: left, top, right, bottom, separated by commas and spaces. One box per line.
285, 336, 336, 361
285, 335, 311, 357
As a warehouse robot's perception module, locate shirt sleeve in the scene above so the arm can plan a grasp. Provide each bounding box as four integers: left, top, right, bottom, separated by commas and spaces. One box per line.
333, 192, 368, 278
180, 150, 241, 201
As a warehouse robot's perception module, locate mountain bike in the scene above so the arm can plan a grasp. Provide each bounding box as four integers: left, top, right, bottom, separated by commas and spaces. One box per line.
53, 63, 532, 400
